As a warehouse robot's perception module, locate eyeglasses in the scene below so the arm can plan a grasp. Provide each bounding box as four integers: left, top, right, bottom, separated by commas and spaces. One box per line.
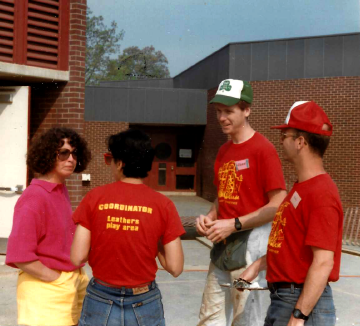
104, 153, 113, 165
57, 149, 77, 161
280, 132, 297, 141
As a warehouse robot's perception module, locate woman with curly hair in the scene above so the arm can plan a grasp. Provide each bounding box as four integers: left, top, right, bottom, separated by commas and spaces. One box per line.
6, 127, 91, 326
71, 129, 185, 326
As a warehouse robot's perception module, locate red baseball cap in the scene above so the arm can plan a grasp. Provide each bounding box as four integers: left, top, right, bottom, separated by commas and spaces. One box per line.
271, 101, 333, 136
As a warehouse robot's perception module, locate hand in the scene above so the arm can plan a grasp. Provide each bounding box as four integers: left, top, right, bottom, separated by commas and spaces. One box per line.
205, 219, 235, 243
235, 266, 259, 292
196, 214, 213, 236
238, 266, 259, 284
287, 315, 305, 326
45, 269, 61, 282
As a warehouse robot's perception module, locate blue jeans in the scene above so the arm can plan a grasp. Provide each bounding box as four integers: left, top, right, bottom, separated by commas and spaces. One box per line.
264, 284, 336, 326
79, 278, 165, 326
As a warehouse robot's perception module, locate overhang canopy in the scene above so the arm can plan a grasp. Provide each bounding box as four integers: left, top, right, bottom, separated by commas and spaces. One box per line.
85, 86, 207, 125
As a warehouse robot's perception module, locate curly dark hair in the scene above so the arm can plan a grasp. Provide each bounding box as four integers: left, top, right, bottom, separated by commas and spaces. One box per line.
26, 127, 91, 175
107, 129, 155, 178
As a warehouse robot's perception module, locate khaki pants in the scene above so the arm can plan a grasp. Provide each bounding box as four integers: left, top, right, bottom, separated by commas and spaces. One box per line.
198, 224, 271, 326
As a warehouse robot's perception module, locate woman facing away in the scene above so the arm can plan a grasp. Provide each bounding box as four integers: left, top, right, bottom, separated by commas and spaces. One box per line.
71, 129, 185, 326
6, 127, 92, 326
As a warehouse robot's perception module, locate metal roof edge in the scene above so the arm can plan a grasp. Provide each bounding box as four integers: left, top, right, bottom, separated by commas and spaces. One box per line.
173, 32, 360, 79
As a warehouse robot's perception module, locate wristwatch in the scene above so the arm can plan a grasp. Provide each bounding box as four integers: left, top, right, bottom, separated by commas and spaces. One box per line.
293, 308, 309, 321
234, 217, 242, 231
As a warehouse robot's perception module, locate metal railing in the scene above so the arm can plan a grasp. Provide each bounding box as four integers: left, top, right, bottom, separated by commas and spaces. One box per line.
342, 207, 360, 246
342, 207, 360, 256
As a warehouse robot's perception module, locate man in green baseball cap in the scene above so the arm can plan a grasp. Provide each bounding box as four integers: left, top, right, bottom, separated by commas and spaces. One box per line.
210, 79, 253, 106
196, 79, 287, 326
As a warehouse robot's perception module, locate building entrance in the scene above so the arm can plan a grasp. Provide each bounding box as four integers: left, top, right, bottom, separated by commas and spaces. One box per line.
131, 126, 203, 193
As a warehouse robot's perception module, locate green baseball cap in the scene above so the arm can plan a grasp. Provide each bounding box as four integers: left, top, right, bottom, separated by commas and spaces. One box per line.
210, 79, 253, 105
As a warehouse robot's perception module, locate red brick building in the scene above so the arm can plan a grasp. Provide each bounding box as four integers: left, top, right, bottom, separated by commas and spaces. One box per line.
85, 34, 360, 211
0, 1, 358, 246
0, 0, 87, 239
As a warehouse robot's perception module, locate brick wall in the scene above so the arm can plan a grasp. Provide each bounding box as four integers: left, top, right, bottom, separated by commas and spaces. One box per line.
82, 121, 129, 193
29, 0, 87, 210
198, 77, 360, 216
197, 88, 227, 202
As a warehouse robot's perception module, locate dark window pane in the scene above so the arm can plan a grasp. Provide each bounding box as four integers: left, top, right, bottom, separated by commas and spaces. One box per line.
155, 143, 172, 160
158, 163, 166, 186
176, 175, 194, 190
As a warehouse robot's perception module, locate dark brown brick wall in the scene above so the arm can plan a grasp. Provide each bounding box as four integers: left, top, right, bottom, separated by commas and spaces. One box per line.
29, 0, 87, 210
198, 77, 360, 218
196, 88, 227, 202
82, 121, 129, 193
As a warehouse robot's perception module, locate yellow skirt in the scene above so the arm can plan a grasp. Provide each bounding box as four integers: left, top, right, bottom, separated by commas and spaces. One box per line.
17, 268, 89, 326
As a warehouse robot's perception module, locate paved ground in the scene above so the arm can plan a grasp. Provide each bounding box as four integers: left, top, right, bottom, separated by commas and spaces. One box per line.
1, 243, 360, 326
1, 196, 360, 325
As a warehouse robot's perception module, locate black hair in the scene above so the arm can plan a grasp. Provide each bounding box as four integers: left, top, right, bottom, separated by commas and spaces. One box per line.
107, 129, 155, 178
26, 127, 91, 174
294, 129, 330, 158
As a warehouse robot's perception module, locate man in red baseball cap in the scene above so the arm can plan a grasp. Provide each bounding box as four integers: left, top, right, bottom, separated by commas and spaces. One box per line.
239, 101, 343, 326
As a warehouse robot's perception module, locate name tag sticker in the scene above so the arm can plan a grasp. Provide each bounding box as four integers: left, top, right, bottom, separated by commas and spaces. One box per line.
290, 191, 302, 209
235, 159, 250, 171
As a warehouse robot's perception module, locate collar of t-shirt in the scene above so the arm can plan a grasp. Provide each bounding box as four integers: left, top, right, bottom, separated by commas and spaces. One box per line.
30, 178, 64, 193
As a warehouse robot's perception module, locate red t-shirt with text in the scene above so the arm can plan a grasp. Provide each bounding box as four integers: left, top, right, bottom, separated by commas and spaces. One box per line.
266, 174, 343, 283
214, 132, 286, 219
73, 181, 185, 287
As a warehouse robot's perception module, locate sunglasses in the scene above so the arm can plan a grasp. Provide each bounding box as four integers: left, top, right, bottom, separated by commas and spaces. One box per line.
57, 149, 78, 161
104, 153, 113, 165
280, 132, 297, 141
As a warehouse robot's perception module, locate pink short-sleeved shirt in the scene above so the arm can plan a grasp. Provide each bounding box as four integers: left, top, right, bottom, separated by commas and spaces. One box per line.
6, 179, 80, 271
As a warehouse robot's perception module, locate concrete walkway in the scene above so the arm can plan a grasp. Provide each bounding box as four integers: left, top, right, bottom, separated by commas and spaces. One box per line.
1, 196, 360, 325
167, 195, 213, 218
1, 243, 360, 326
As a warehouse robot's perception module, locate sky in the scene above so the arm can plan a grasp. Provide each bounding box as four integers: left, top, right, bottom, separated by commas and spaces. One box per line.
87, 0, 360, 77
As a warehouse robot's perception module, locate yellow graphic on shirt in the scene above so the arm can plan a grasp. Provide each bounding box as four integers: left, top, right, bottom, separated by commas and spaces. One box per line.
218, 161, 243, 200
268, 202, 290, 250
98, 203, 153, 232
106, 216, 139, 232
98, 203, 152, 214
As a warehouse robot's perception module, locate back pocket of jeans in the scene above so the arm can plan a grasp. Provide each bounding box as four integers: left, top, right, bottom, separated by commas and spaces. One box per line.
80, 292, 113, 326
132, 294, 165, 326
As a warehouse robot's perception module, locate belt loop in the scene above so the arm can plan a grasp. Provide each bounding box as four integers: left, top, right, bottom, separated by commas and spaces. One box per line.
291, 283, 295, 294
268, 282, 275, 294
90, 277, 95, 286
121, 287, 126, 295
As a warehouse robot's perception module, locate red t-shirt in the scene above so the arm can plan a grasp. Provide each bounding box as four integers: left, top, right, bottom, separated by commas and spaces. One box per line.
266, 174, 343, 283
73, 181, 185, 287
6, 179, 80, 271
214, 132, 286, 219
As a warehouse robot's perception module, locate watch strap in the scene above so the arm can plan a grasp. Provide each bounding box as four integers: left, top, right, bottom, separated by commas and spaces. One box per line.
234, 217, 242, 231
293, 308, 309, 321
